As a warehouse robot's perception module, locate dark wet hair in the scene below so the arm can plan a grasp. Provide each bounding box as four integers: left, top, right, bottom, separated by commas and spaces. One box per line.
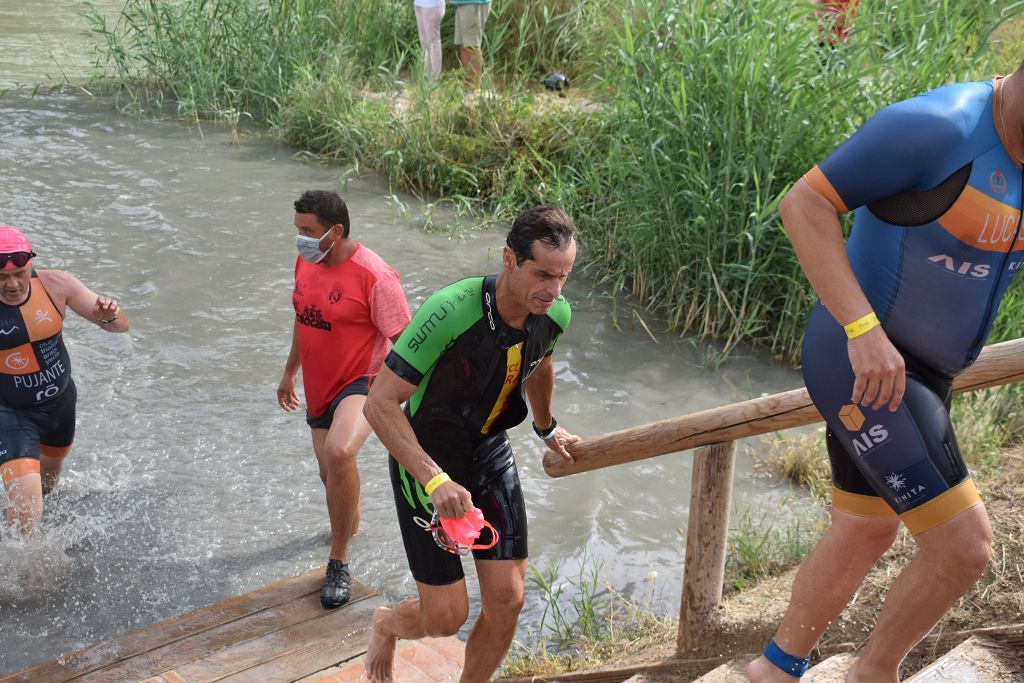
506, 206, 577, 265
294, 190, 351, 238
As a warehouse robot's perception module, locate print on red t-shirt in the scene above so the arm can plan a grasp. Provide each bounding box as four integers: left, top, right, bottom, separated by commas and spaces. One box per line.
293, 243, 411, 417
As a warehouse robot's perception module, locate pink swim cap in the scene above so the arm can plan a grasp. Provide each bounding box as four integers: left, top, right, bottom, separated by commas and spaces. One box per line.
0, 227, 32, 254
437, 507, 499, 552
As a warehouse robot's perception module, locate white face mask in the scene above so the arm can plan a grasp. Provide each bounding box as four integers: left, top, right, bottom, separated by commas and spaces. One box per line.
295, 225, 335, 263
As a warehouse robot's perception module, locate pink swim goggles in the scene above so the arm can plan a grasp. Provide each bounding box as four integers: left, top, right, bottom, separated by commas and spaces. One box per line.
417, 507, 499, 556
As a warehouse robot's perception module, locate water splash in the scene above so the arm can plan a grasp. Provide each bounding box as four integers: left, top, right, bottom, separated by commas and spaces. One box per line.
0, 526, 74, 602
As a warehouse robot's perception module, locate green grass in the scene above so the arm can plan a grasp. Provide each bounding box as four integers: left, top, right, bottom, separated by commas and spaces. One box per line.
725, 504, 827, 593
501, 547, 671, 678
951, 383, 1024, 473
758, 430, 832, 502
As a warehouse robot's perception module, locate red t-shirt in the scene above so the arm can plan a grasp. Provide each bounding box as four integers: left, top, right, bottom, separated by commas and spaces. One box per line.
293, 243, 411, 417
818, 0, 857, 43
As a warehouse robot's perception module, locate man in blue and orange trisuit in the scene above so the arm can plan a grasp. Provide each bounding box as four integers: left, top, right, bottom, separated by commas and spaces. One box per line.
747, 68, 1024, 681
0, 226, 130, 538
362, 206, 580, 682
278, 190, 411, 609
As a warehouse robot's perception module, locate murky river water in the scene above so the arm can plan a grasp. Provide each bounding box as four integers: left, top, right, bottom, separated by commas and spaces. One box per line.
0, 2, 806, 674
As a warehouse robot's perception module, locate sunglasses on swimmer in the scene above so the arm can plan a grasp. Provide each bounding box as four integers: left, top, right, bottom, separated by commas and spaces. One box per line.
0, 252, 35, 268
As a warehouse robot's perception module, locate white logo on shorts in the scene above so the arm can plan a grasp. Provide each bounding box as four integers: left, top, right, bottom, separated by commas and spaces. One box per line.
885, 473, 906, 492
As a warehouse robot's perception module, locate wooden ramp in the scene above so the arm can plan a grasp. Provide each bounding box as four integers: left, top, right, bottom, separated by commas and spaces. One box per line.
2, 568, 465, 683
907, 636, 1022, 683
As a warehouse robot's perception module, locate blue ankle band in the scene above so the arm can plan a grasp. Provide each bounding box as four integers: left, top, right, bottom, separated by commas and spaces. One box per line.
764, 639, 810, 677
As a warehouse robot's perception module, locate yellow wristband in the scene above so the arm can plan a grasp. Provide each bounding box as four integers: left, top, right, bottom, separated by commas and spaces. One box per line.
424, 472, 451, 496
844, 312, 880, 339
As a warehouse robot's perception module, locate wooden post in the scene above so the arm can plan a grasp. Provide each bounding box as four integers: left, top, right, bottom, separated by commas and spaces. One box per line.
676, 441, 736, 655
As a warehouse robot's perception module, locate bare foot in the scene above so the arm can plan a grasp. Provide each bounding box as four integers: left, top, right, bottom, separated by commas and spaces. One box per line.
747, 656, 800, 682
365, 606, 397, 682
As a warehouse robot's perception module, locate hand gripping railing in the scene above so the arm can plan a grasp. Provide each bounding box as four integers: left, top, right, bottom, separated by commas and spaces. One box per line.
542, 337, 1024, 654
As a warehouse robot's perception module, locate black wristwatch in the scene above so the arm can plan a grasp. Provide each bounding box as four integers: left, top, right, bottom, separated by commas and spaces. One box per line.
532, 416, 558, 441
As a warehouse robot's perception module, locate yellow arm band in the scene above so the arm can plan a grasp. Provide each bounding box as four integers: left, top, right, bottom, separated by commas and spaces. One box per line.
844, 312, 880, 339
424, 472, 451, 496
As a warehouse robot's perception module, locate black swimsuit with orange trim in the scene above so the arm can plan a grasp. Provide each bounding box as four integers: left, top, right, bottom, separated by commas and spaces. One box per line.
0, 273, 76, 485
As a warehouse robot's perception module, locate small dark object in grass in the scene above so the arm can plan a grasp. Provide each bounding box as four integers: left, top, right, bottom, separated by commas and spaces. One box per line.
542, 72, 569, 93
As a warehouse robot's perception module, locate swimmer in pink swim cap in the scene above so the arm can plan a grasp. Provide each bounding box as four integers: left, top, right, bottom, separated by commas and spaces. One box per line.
0, 226, 130, 538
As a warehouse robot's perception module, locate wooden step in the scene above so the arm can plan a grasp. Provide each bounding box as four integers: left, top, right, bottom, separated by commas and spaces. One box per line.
688, 658, 748, 682
101, 591, 382, 682
803, 653, 856, 682
1, 567, 442, 683
3, 568, 332, 682
299, 637, 465, 683
907, 636, 1018, 682
619, 656, 751, 683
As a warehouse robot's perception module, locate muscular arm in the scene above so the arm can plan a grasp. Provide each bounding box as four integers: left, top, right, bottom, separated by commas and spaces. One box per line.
779, 179, 905, 411
523, 354, 579, 462
523, 354, 556, 429
364, 365, 473, 518
39, 269, 129, 332
779, 179, 874, 325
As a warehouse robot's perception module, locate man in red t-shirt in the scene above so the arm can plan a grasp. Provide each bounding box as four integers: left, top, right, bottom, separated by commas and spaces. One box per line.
278, 190, 411, 608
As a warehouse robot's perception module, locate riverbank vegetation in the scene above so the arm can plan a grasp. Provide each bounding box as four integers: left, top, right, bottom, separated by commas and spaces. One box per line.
87, 0, 1024, 359
84, 1, 1024, 677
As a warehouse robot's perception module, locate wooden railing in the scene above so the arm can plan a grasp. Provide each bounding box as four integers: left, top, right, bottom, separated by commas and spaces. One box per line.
542, 337, 1024, 654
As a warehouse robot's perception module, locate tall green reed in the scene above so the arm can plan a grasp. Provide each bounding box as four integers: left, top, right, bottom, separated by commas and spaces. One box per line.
564, 0, 1017, 359
87, 0, 417, 121
479, 0, 618, 86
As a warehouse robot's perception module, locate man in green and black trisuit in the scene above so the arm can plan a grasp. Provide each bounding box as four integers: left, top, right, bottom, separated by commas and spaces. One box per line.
362, 206, 580, 682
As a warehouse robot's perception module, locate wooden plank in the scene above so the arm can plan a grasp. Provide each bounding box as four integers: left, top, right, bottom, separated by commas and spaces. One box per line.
804, 653, 856, 682
689, 659, 747, 682
211, 595, 384, 682
677, 442, 736, 655
76, 584, 376, 683
496, 654, 753, 683
913, 623, 1024, 655
908, 636, 1017, 682
393, 638, 464, 682
542, 337, 1024, 477
294, 637, 465, 683
543, 387, 819, 477
3, 568, 329, 683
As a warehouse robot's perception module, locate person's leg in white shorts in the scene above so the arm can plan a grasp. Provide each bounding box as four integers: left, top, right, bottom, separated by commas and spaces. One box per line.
415, 4, 445, 77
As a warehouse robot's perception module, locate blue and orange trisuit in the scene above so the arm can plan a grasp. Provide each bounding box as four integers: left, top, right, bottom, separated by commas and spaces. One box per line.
802, 77, 1024, 534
